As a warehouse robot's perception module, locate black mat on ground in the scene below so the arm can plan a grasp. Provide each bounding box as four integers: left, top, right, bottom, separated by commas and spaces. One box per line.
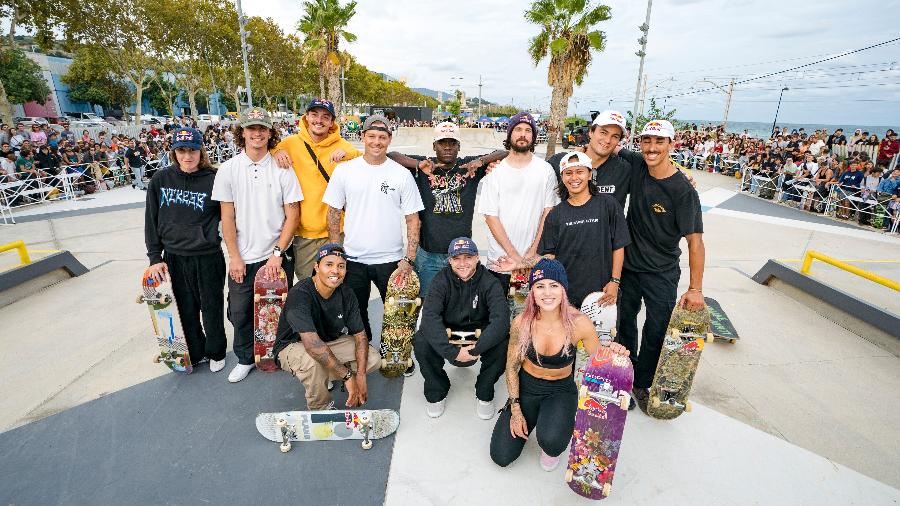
0, 298, 399, 505
717, 193, 860, 229
11, 201, 145, 223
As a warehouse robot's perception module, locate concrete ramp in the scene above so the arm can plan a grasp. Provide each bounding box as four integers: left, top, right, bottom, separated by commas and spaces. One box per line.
0, 250, 88, 307
391, 127, 506, 151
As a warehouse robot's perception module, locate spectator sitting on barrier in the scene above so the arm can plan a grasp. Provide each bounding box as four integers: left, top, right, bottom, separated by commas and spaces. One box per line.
877, 168, 899, 195
835, 161, 864, 202
779, 156, 800, 202
0, 151, 17, 181
34, 144, 60, 178
862, 166, 882, 200
878, 130, 899, 168
850, 129, 864, 145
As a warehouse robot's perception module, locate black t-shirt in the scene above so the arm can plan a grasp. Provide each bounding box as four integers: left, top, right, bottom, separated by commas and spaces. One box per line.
538, 195, 631, 306
126, 147, 147, 166
546, 151, 633, 207
619, 149, 703, 272
827, 134, 847, 148
408, 154, 487, 253
273, 277, 366, 362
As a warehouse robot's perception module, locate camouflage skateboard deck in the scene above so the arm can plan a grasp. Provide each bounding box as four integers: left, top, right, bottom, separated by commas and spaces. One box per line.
256, 408, 400, 452
646, 305, 713, 419
137, 268, 191, 374
253, 267, 288, 372
566, 347, 633, 499
379, 268, 421, 377
507, 269, 529, 322
575, 294, 617, 385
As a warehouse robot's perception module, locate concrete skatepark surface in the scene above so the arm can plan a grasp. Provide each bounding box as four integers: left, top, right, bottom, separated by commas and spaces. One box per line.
1, 135, 898, 504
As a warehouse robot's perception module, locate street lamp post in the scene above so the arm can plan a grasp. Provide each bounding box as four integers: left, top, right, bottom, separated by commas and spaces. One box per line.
771, 87, 788, 137
235, 0, 253, 108
628, 0, 653, 145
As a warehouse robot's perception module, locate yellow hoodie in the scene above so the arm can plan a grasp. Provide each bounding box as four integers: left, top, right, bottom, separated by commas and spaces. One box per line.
276, 117, 361, 238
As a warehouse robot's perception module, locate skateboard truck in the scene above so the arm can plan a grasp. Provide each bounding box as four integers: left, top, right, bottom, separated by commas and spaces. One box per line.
254, 289, 288, 304
564, 468, 612, 497
670, 328, 714, 343
276, 418, 292, 453
360, 415, 373, 450
649, 391, 692, 412
579, 384, 630, 410
447, 328, 481, 346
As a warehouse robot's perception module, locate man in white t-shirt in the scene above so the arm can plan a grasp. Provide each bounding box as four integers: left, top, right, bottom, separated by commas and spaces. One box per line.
212, 107, 303, 383
478, 111, 559, 287
322, 114, 424, 373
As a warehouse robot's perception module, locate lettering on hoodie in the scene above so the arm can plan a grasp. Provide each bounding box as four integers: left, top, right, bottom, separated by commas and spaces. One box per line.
160, 187, 208, 212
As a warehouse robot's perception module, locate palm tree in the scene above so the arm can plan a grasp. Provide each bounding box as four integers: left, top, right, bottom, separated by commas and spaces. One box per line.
525, 0, 611, 158
297, 0, 357, 113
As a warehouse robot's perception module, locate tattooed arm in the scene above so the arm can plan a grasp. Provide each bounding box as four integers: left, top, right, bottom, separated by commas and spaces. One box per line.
351, 330, 369, 405
326, 205, 343, 244
404, 213, 420, 262
506, 316, 529, 439
299, 331, 350, 378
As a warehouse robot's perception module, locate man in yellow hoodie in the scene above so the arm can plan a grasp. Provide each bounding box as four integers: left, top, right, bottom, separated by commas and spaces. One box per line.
274, 98, 360, 280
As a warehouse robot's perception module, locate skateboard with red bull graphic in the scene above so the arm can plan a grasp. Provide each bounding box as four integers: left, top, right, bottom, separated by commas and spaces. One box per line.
507, 269, 529, 322
255, 408, 400, 452
645, 305, 714, 419
137, 267, 192, 374
379, 268, 421, 377
575, 294, 617, 385
253, 267, 288, 372
566, 346, 633, 499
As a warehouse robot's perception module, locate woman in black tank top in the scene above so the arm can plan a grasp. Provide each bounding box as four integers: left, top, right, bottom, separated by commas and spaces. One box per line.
489, 259, 629, 471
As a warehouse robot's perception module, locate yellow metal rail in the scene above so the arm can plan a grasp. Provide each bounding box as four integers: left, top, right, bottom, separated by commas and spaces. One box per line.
0, 240, 31, 265
800, 250, 900, 292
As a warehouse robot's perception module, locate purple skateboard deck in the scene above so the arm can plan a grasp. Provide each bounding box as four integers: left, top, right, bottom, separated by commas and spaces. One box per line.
566, 346, 633, 500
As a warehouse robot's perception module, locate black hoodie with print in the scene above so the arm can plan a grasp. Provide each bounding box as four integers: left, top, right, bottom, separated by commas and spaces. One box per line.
145, 164, 221, 265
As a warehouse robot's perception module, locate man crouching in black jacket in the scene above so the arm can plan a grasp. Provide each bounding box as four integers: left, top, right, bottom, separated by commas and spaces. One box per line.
414, 237, 510, 420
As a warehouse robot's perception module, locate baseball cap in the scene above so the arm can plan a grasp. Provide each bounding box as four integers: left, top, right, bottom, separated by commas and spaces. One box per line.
639, 119, 675, 139
558, 151, 593, 173
240, 107, 272, 129
507, 111, 537, 135
362, 115, 391, 134
591, 110, 627, 135
447, 237, 478, 257
171, 127, 203, 150
433, 121, 460, 142
306, 98, 336, 117
315, 243, 347, 263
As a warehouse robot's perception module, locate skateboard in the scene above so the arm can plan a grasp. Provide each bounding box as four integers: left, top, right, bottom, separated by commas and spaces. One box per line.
645, 305, 713, 420
447, 328, 481, 346
705, 297, 739, 344
566, 346, 633, 499
256, 408, 400, 453
379, 268, 421, 377
507, 269, 529, 322
253, 267, 289, 372
575, 293, 617, 385
136, 268, 192, 374
757, 176, 776, 199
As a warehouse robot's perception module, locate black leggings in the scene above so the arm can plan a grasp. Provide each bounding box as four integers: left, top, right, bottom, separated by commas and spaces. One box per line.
490, 368, 577, 467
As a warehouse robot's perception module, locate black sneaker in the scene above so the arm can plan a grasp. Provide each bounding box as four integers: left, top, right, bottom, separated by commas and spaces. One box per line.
628, 396, 636, 411
403, 361, 416, 377
632, 387, 649, 413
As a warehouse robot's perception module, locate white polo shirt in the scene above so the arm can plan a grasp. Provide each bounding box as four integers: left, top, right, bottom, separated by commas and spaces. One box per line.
212, 152, 304, 264
322, 156, 424, 264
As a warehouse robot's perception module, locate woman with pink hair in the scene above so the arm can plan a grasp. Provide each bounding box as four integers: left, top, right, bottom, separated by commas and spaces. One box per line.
489, 258, 629, 471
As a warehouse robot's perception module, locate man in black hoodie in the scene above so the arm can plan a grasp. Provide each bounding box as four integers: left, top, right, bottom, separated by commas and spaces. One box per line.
413, 237, 510, 420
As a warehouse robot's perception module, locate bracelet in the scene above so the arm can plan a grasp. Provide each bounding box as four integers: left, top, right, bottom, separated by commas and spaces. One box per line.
341, 369, 354, 382
402, 256, 413, 264
610, 277, 621, 284
688, 287, 702, 293
505, 397, 520, 409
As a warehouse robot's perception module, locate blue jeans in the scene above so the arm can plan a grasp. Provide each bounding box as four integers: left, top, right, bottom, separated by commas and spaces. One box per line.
414, 247, 448, 298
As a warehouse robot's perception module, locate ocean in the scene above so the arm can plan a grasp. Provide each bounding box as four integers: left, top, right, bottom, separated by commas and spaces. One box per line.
679, 120, 896, 140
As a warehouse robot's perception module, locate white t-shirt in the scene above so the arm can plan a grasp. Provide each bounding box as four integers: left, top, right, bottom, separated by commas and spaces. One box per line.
477, 155, 559, 268
322, 156, 424, 264
211, 152, 304, 264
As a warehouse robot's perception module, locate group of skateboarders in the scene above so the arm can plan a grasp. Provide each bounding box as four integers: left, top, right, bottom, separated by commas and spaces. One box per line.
143, 100, 705, 471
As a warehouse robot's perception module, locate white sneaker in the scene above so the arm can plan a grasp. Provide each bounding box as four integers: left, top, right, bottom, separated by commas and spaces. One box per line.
426, 399, 446, 418
228, 363, 254, 383
476, 399, 494, 420
324, 401, 335, 411
210, 359, 225, 373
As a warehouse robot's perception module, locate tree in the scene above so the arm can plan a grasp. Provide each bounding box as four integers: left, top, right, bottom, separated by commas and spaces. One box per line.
144, 76, 179, 116
525, 0, 610, 158
298, 0, 357, 112
625, 98, 680, 137
0, 48, 51, 123
62, 47, 132, 113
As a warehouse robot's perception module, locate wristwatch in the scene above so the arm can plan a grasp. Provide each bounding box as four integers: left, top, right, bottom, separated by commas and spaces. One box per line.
402, 255, 413, 265
610, 276, 621, 284
341, 369, 354, 382
273, 246, 282, 257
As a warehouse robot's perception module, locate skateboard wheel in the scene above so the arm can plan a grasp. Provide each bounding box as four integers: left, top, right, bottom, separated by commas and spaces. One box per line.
650, 395, 660, 408
387, 296, 396, 306
671, 329, 681, 340
685, 401, 693, 413
406, 358, 413, 367
610, 327, 617, 338
564, 469, 574, 483
281, 293, 287, 302
618, 393, 630, 410
276, 418, 287, 428
361, 440, 373, 450
475, 329, 481, 338
380, 358, 387, 369
414, 297, 421, 307
508, 286, 515, 297
602, 482, 611, 497
254, 294, 261, 303
153, 355, 162, 363
446, 328, 452, 338
578, 385, 588, 399
255, 354, 261, 364
706, 333, 715, 343
161, 294, 172, 304
729, 339, 736, 344
135, 295, 144, 304
280, 442, 292, 453
175, 357, 185, 366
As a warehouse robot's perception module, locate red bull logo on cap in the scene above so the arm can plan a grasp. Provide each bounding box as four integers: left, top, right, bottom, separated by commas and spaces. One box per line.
609, 112, 623, 123
452, 239, 468, 251
247, 108, 266, 120
175, 129, 193, 141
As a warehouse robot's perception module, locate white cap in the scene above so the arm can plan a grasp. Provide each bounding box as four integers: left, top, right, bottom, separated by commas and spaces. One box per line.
558, 151, 593, 173
591, 110, 627, 134
639, 119, 675, 139
433, 121, 460, 142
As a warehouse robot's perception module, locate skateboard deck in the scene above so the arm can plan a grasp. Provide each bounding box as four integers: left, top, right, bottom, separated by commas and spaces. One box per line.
137, 268, 192, 374
704, 297, 739, 344
256, 408, 400, 452
575, 293, 617, 385
507, 269, 529, 323
447, 328, 481, 347
646, 305, 713, 420
253, 267, 289, 372
566, 346, 633, 499
379, 268, 421, 377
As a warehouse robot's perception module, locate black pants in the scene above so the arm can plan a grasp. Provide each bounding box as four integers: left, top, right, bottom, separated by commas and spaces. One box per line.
227, 255, 295, 365
414, 332, 509, 403
164, 251, 227, 365
616, 266, 680, 388
490, 369, 577, 467
488, 270, 511, 290
344, 260, 397, 341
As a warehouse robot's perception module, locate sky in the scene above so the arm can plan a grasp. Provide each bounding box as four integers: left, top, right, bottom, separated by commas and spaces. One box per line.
245, 0, 900, 126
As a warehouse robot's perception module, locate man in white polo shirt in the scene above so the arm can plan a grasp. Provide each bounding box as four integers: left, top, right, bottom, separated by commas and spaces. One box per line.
323, 114, 424, 375
212, 107, 304, 383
